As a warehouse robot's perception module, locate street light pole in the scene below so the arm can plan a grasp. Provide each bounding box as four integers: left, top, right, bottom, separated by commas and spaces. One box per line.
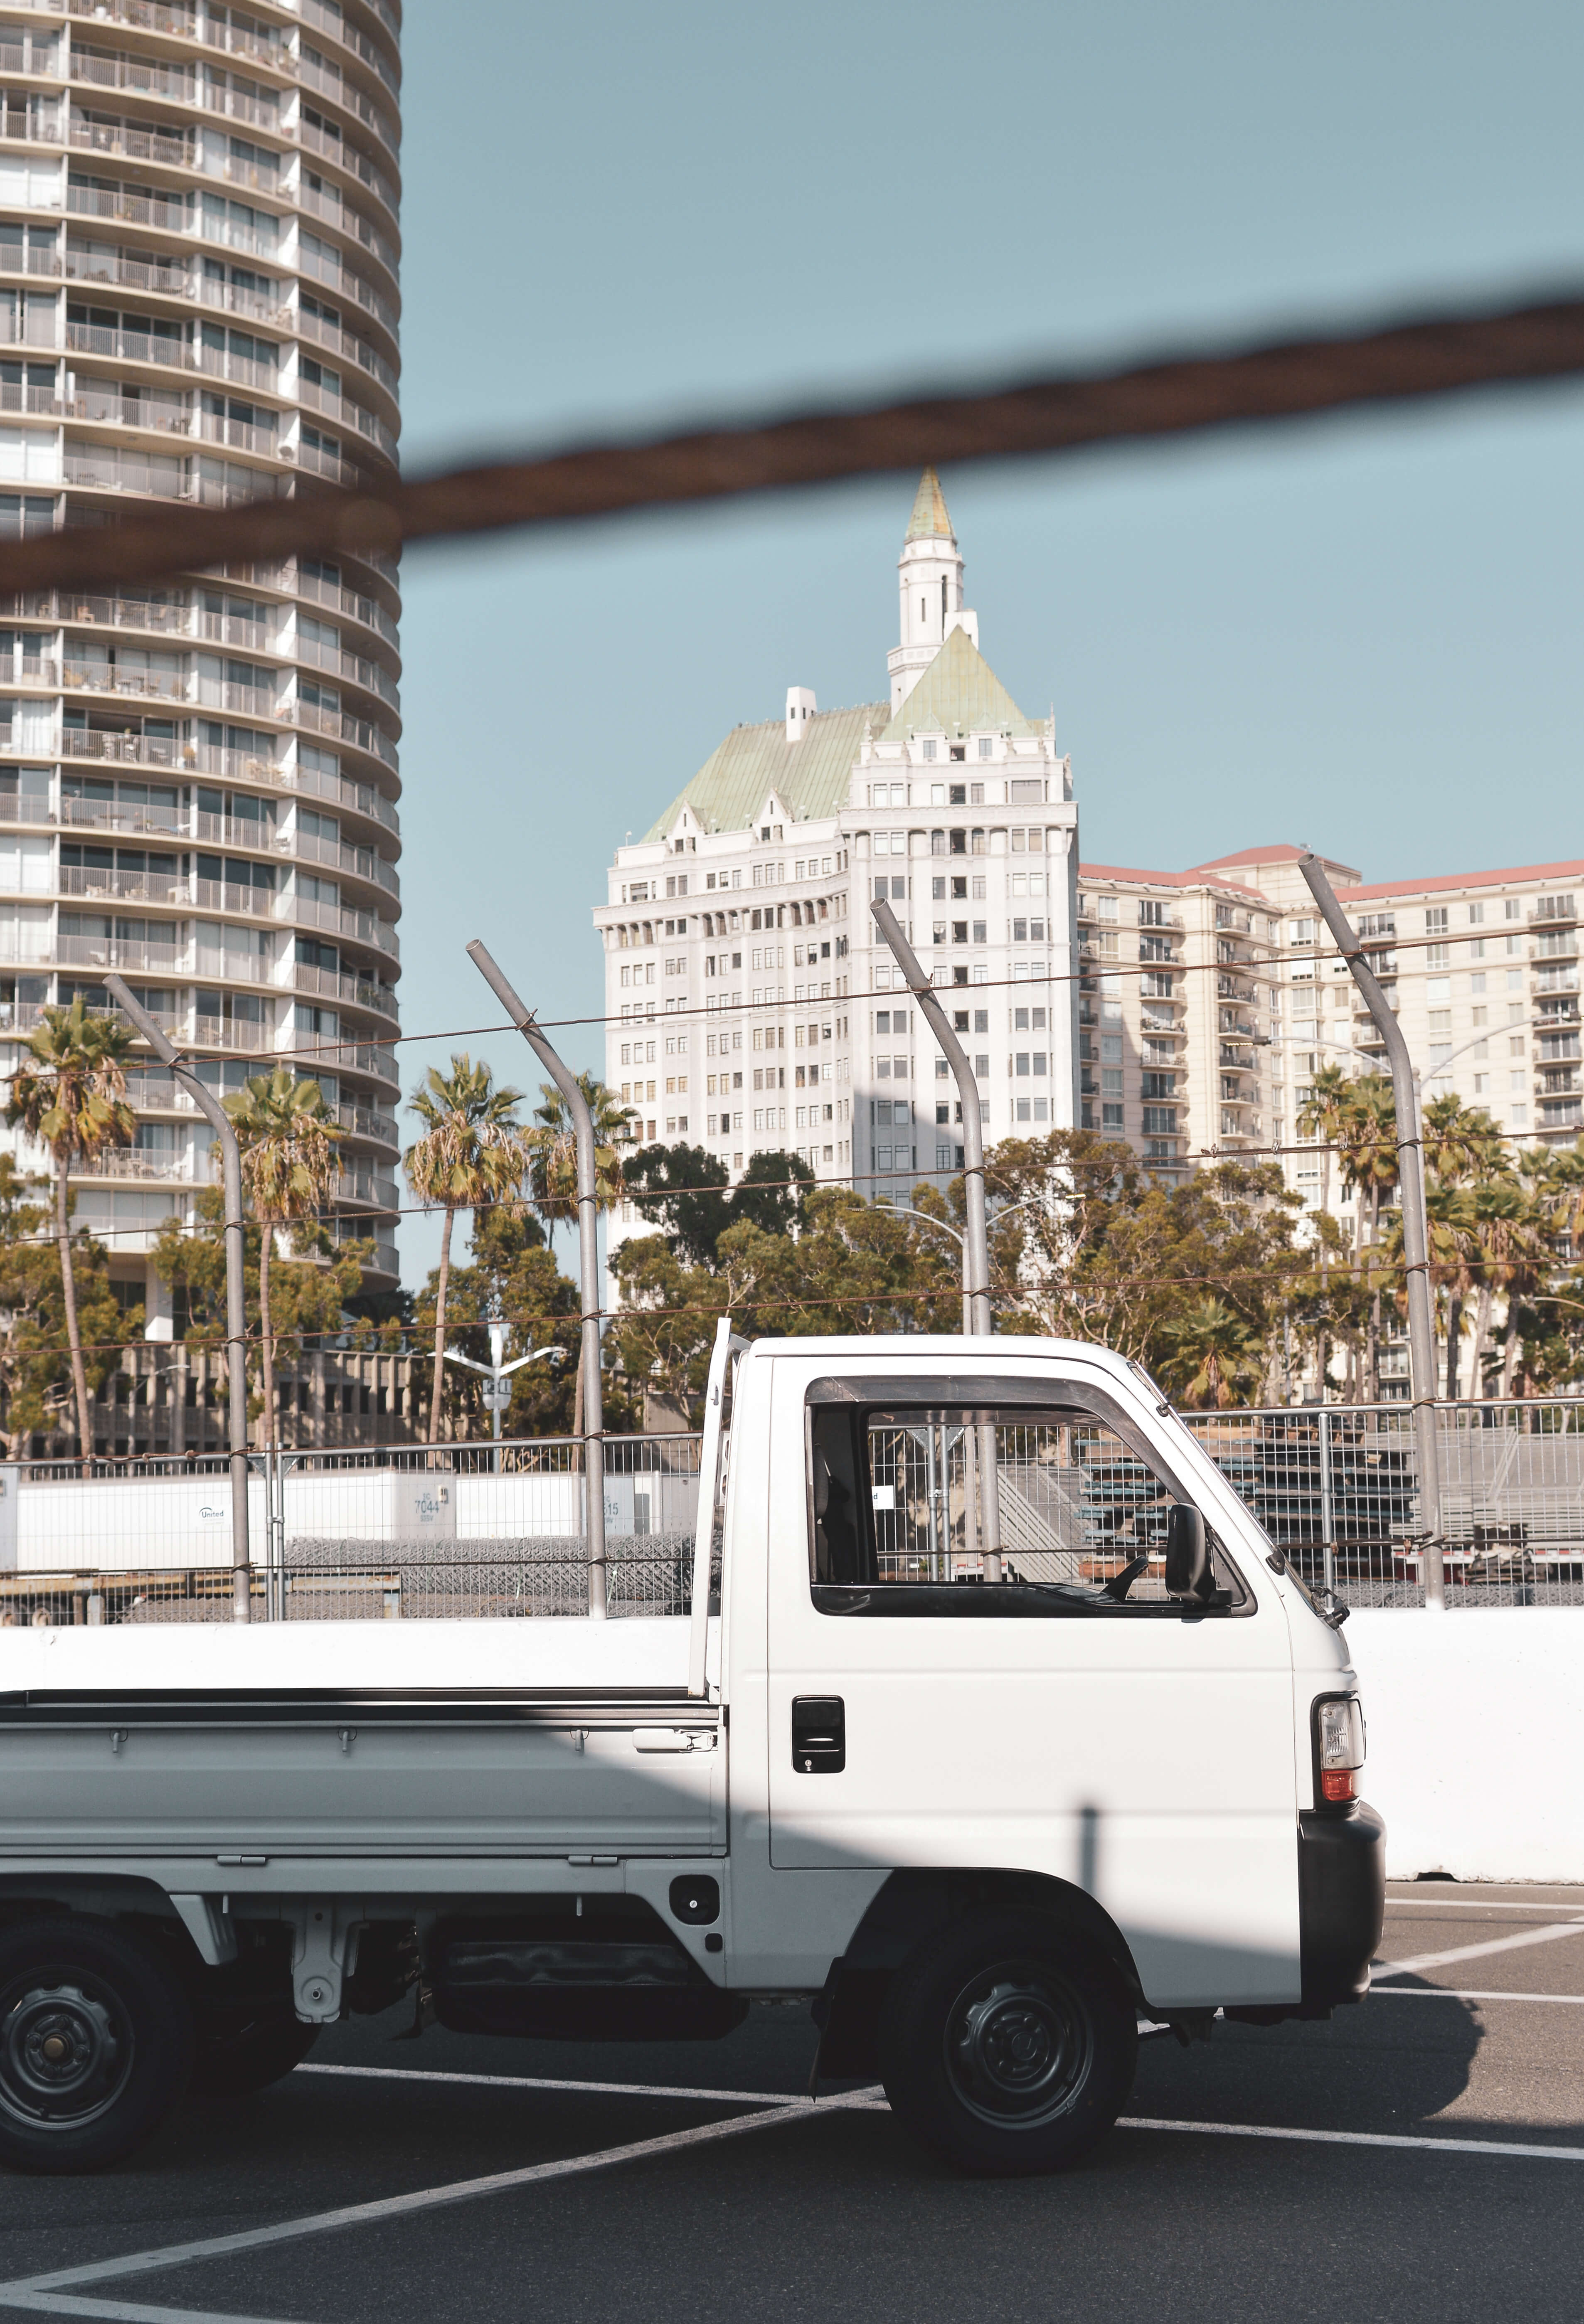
1298, 857, 1444, 1609
443, 1316, 563, 1455
867, 899, 1002, 1579
106, 974, 252, 1622
869, 896, 989, 1336
467, 940, 608, 1618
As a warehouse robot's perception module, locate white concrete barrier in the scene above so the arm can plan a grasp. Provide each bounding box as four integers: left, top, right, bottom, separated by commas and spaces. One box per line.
1347, 1608, 1584, 1883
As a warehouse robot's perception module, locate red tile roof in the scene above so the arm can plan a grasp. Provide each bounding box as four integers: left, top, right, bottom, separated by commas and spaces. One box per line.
1339, 859, 1584, 903
1080, 860, 1269, 901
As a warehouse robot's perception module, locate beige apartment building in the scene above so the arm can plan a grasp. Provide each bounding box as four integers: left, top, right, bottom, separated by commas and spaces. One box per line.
1079, 839, 1582, 1238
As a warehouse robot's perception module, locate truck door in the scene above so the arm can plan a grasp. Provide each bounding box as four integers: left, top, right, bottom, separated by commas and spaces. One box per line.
765, 1363, 1302, 2010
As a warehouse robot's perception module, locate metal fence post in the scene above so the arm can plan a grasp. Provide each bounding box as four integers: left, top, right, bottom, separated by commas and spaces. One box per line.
1298, 855, 1444, 1609
106, 974, 251, 1622
1318, 1406, 1336, 1596
466, 940, 607, 1619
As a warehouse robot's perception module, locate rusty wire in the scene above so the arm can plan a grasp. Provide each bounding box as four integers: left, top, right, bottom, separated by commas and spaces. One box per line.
3, 290, 1584, 594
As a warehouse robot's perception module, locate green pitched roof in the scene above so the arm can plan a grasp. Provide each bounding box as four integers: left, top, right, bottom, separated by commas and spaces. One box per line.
643, 700, 888, 843
904, 466, 955, 542
882, 623, 1040, 740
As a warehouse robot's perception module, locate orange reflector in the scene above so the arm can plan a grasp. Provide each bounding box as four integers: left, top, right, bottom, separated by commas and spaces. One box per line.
1320, 1768, 1356, 1803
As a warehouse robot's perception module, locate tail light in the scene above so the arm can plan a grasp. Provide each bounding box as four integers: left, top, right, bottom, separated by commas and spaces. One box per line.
1315, 1696, 1365, 1805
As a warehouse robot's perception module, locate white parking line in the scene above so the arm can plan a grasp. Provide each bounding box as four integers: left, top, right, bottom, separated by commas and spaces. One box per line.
0, 2094, 879, 2302
1370, 1988, 1584, 2005
0, 2298, 296, 2324
298, 2062, 801, 2107
1118, 2116, 1584, 2162
1385, 1897, 1584, 1913
3, 2073, 1580, 2324
1375, 1920, 1584, 1977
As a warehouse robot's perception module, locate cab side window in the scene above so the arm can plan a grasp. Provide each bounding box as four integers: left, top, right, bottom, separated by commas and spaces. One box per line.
808, 1398, 1239, 1614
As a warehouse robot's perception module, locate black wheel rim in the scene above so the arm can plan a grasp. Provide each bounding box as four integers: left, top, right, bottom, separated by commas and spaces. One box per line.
0, 1967, 135, 2132
944, 1956, 1094, 2130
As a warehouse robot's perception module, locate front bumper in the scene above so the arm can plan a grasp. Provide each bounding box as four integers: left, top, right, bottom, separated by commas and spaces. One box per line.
1299, 1800, 1386, 2006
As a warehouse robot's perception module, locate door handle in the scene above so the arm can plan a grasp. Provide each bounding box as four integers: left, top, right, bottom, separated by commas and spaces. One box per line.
791, 1695, 845, 1773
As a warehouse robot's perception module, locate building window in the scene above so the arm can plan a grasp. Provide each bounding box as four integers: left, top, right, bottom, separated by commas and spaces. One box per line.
1425, 907, 1449, 933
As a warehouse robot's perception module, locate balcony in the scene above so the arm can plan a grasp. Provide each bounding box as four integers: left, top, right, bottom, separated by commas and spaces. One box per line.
0, 381, 62, 417
57, 932, 182, 973
1530, 899, 1578, 926
293, 562, 400, 650
0, 791, 53, 825
67, 114, 195, 170
0, 105, 64, 146
1531, 933, 1579, 963
61, 792, 185, 837
58, 592, 192, 636
192, 1015, 272, 1052
75, 1149, 188, 1181
47, 0, 196, 36
193, 810, 285, 851
62, 661, 187, 704
290, 300, 400, 400
293, 44, 400, 171
59, 864, 183, 906
197, 411, 277, 459
0, 654, 57, 687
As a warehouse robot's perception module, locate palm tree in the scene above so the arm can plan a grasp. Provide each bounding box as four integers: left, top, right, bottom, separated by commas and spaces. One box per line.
523, 1073, 632, 1246
226, 1068, 344, 1451
1333, 1076, 1399, 1399
5, 995, 136, 1462
1465, 1177, 1542, 1394
404, 1055, 525, 1446
1296, 1062, 1351, 1395
1156, 1296, 1266, 1410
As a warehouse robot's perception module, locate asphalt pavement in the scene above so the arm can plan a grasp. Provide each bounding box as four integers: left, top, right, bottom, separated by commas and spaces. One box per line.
4, 1880, 1584, 2324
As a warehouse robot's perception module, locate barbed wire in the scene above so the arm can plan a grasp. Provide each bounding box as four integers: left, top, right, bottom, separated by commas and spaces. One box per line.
2, 289, 1584, 593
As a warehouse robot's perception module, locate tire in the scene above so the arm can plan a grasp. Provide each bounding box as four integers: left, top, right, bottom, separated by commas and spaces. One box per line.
878, 1910, 1138, 2176
0, 1917, 196, 2174
196, 2011, 318, 2104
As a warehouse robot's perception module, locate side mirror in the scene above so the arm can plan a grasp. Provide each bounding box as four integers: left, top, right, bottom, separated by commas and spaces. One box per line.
1164, 1504, 1210, 1600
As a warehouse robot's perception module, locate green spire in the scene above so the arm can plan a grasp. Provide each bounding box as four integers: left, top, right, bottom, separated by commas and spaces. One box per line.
904, 466, 955, 544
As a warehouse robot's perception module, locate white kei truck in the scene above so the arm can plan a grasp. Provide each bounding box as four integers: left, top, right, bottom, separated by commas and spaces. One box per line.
0, 1332, 1383, 2178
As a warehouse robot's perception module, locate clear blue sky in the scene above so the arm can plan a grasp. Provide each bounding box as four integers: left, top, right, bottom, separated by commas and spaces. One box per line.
389, 0, 1583, 1288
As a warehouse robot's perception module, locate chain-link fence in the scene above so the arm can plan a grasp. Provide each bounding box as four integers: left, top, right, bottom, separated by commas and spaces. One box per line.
0, 1435, 703, 1625
1182, 1399, 1584, 1607
2, 1400, 1580, 1624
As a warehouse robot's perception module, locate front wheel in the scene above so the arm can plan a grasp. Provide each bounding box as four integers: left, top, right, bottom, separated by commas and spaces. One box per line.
879, 1912, 1137, 2176
0, 1917, 196, 2174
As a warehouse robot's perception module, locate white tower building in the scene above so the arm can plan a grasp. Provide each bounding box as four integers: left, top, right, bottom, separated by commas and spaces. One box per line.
887, 466, 978, 714
596, 472, 1077, 1279
0, 0, 405, 1384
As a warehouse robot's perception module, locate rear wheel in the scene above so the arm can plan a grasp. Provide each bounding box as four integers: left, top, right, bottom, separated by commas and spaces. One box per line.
0, 1917, 195, 2174
879, 1911, 1137, 2176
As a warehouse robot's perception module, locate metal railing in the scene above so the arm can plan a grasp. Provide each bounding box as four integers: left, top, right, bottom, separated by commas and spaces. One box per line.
0, 1435, 705, 1624
5, 1400, 1580, 1625
1182, 1398, 1584, 1607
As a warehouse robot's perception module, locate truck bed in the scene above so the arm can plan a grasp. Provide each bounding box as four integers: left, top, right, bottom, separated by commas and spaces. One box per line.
0, 1618, 724, 1865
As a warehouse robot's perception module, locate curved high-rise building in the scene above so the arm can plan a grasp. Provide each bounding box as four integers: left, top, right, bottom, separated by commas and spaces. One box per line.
0, 0, 403, 1354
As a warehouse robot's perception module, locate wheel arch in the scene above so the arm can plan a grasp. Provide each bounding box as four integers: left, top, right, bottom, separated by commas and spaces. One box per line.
813, 1867, 1143, 2081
